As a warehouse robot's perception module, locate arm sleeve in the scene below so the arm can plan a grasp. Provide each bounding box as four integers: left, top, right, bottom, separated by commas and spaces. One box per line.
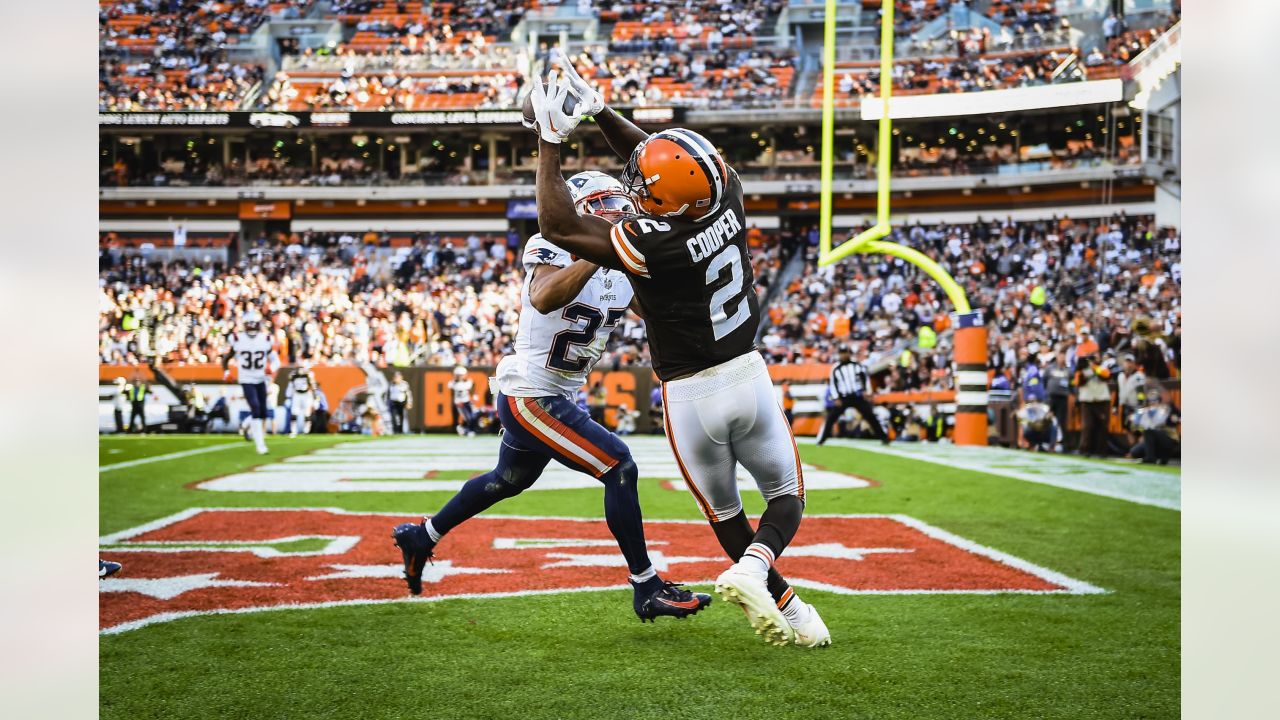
609, 219, 652, 279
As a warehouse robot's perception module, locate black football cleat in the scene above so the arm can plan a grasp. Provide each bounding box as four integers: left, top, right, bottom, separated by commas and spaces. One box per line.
391, 522, 435, 595
99, 559, 122, 578
633, 579, 712, 622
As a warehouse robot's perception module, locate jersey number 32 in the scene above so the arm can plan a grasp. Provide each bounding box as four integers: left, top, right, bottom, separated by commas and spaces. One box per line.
238, 350, 267, 370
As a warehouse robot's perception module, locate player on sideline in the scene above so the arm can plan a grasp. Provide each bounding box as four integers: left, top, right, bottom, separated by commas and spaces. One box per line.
524, 58, 829, 647
392, 171, 712, 623
222, 310, 278, 455
287, 363, 317, 437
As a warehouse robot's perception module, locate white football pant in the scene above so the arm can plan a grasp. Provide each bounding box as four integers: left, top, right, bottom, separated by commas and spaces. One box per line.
662, 351, 804, 522
291, 394, 314, 435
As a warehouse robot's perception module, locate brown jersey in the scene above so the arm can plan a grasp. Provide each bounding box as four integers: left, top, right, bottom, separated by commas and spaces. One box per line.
609, 170, 760, 381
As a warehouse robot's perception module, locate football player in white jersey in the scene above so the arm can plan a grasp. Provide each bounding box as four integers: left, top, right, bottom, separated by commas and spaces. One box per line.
394, 171, 712, 622
222, 310, 278, 455
288, 363, 317, 437
448, 366, 477, 436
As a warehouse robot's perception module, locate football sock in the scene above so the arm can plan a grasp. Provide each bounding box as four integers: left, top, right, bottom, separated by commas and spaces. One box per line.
778, 588, 812, 625
629, 567, 661, 590
752, 494, 805, 560
600, 458, 654, 577
423, 519, 442, 544
741, 542, 775, 575
250, 419, 267, 450
712, 509, 795, 603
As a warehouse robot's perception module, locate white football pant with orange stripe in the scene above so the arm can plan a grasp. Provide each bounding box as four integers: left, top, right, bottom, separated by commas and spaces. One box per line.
662, 351, 804, 521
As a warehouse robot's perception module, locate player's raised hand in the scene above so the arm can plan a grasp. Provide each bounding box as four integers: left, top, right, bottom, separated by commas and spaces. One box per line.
552, 48, 605, 117
529, 69, 586, 144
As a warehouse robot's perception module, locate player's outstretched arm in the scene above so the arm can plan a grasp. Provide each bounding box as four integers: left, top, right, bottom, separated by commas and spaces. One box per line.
536, 138, 623, 270
552, 50, 648, 160
593, 108, 650, 162
528, 260, 599, 314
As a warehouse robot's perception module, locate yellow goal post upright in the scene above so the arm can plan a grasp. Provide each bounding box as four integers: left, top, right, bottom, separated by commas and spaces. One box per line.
816, 0, 989, 445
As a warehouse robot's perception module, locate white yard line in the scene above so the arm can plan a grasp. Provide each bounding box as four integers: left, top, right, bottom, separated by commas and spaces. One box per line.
99, 442, 244, 472
809, 439, 1180, 511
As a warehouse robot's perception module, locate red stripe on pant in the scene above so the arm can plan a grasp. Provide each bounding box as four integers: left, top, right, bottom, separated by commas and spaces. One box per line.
506, 396, 614, 478
521, 397, 617, 469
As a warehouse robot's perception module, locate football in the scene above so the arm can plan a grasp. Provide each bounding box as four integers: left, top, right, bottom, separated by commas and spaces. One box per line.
521, 83, 536, 128
521, 72, 584, 130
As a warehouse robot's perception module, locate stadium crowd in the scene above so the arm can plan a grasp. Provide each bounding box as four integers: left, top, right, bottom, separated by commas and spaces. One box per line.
98, 0, 276, 111
759, 214, 1181, 400
99, 211, 1178, 398
98, 223, 790, 370
98, 0, 1179, 112
333, 0, 528, 39
256, 70, 521, 111
820, 47, 1075, 107
100, 231, 523, 368
100, 211, 1179, 459
603, 0, 783, 52
569, 46, 795, 108
283, 42, 517, 71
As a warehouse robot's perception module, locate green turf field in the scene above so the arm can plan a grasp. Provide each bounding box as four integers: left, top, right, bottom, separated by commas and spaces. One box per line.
99, 434, 1179, 719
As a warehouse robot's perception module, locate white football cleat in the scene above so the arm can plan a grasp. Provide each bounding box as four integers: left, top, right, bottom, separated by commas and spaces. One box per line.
789, 601, 832, 648
715, 563, 794, 646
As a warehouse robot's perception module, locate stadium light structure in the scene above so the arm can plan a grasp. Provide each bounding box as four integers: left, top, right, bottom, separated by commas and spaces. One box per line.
817, 0, 989, 445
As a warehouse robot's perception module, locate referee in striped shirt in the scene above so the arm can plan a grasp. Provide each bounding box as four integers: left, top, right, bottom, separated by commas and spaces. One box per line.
817, 345, 890, 445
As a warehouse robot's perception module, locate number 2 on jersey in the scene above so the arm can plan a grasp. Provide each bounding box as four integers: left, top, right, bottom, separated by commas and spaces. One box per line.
705, 245, 750, 340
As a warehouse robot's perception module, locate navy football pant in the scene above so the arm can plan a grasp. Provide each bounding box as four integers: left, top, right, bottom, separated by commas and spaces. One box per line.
429, 393, 653, 576
242, 382, 268, 420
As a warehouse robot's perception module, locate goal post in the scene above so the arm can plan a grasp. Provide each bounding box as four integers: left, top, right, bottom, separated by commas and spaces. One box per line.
816, 0, 989, 445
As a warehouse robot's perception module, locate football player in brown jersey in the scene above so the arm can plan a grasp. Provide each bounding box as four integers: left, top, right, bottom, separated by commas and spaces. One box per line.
524, 55, 829, 647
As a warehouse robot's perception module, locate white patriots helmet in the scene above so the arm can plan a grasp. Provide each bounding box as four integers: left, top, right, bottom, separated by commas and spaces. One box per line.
243, 310, 263, 333
567, 171, 637, 222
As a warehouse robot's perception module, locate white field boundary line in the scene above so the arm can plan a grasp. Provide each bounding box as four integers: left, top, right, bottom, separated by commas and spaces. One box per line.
99, 508, 1106, 634
890, 514, 1106, 594
97, 535, 361, 558
99, 442, 244, 472
807, 438, 1180, 511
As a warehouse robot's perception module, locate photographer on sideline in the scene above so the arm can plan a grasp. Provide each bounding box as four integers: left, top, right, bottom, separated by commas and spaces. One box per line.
1129, 388, 1180, 465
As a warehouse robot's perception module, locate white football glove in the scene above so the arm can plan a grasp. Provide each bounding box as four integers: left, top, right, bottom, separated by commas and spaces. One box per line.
552, 48, 605, 117
529, 69, 585, 144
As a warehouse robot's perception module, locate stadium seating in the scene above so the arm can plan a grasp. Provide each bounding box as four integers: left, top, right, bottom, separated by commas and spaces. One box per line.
99, 0, 1179, 113
811, 46, 1077, 108
257, 68, 518, 111
98, 0, 274, 110
571, 48, 796, 109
